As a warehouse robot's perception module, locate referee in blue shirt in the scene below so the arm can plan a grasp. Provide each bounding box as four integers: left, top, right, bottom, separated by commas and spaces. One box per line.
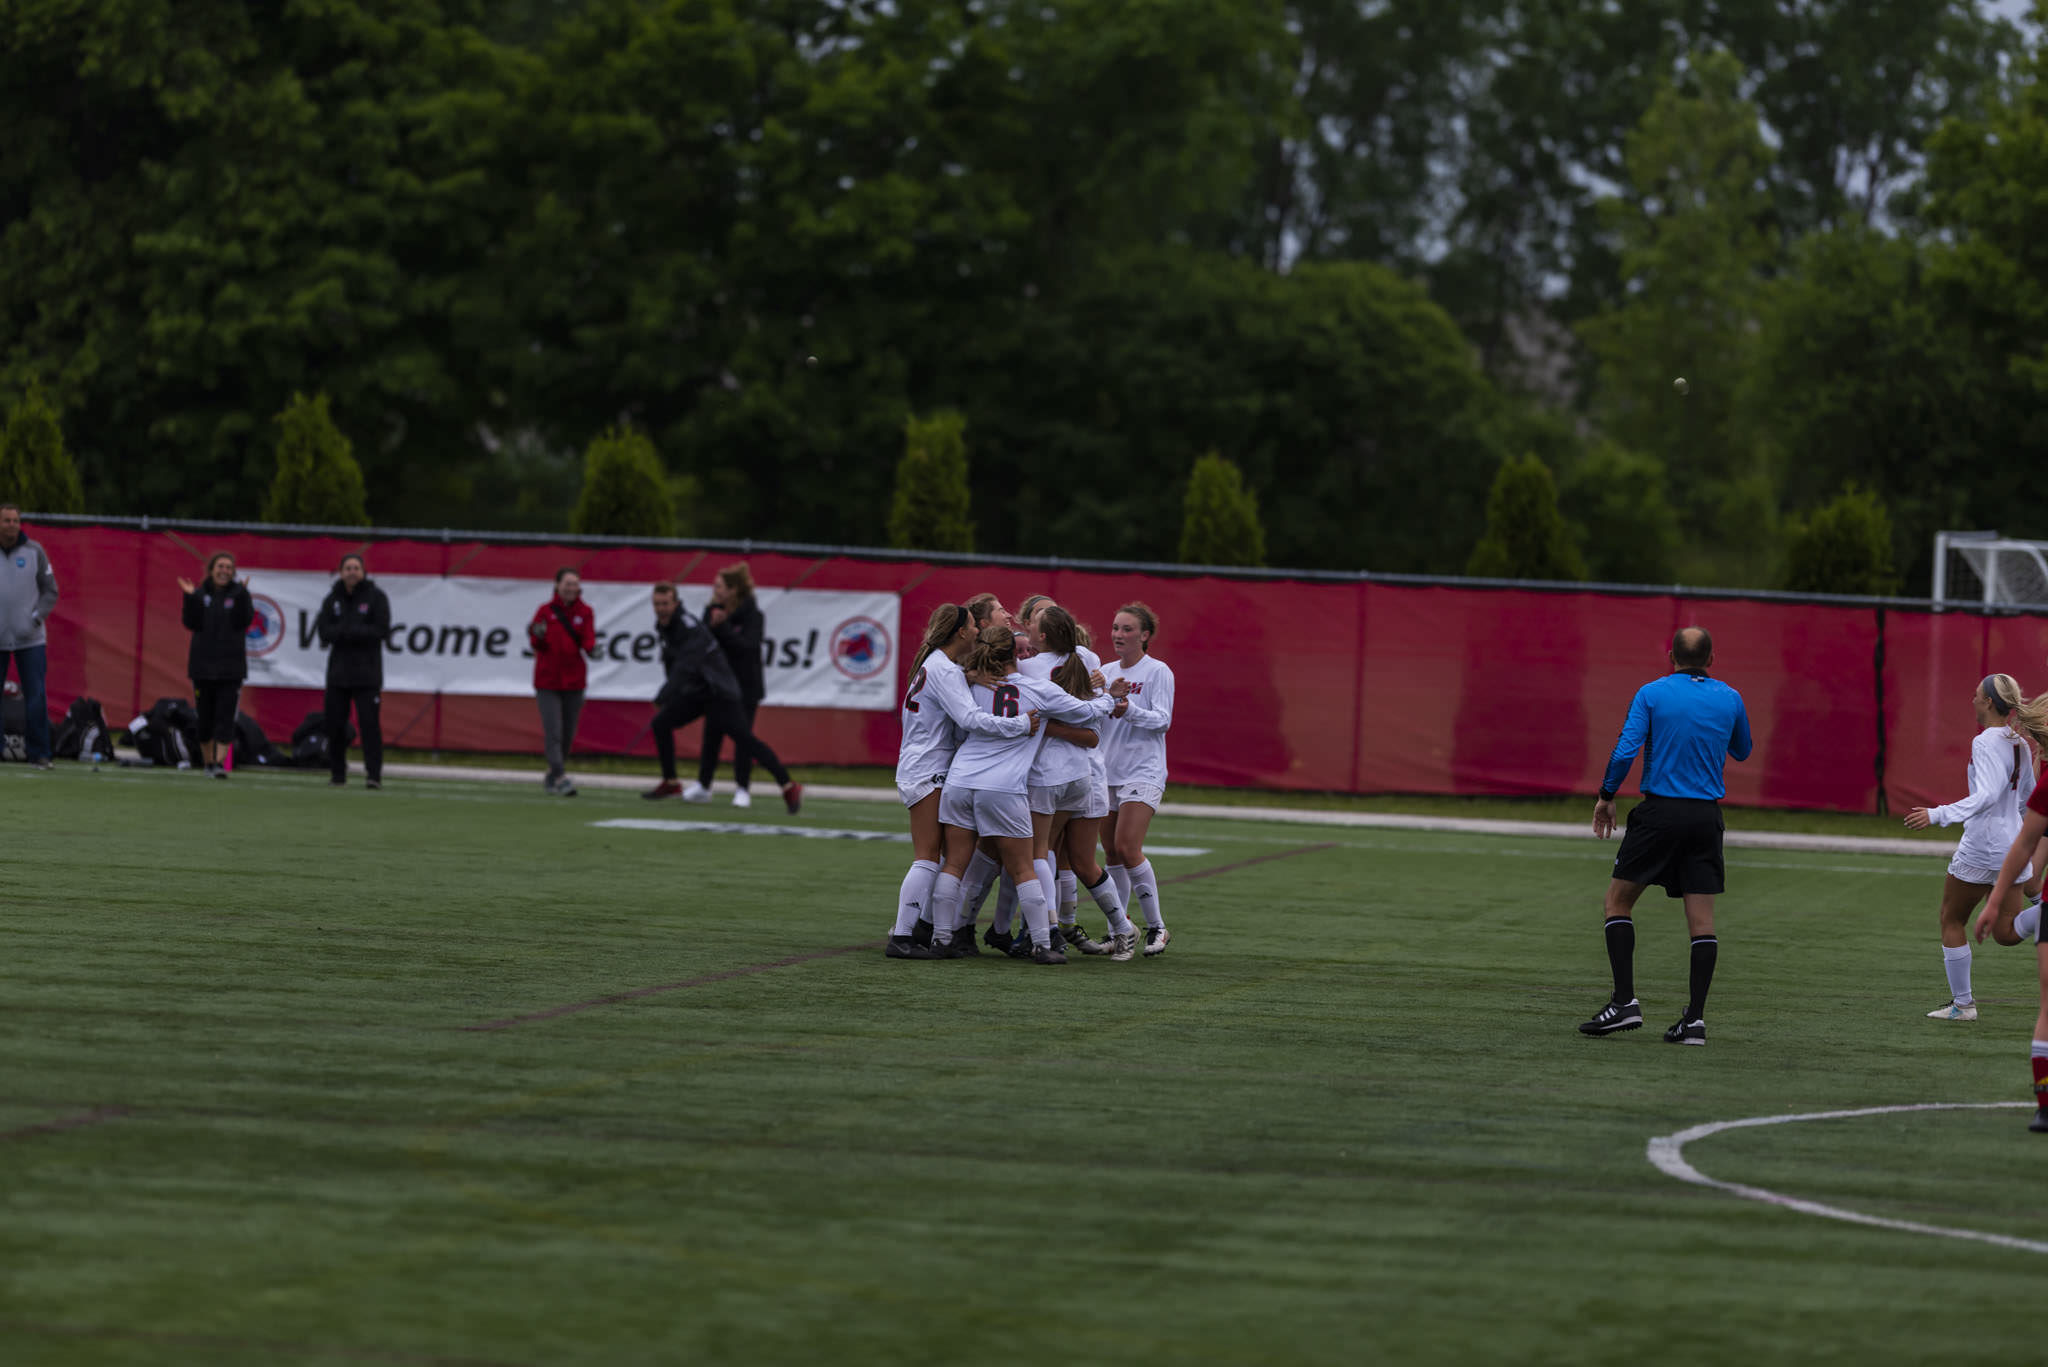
1579, 627, 1753, 1045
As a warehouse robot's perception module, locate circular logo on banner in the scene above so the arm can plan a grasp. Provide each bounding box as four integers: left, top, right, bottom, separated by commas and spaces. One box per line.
830, 617, 892, 681
246, 594, 287, 657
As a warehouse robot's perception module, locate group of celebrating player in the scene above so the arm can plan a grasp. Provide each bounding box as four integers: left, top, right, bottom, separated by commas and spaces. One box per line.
884, 592, 1174, 965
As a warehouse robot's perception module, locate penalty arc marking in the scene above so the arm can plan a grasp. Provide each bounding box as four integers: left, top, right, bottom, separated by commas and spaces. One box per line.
1647, 1103, 2048, 1254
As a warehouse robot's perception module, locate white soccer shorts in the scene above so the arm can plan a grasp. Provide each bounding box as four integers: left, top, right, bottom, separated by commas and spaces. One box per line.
1109, 781, 1165, 813
1029, 777, 1092, 816
938, 785, 1033, 840
897, 774, 944, 808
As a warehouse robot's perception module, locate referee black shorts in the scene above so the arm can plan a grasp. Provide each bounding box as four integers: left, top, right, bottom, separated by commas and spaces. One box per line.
1611, 794, 1725, 898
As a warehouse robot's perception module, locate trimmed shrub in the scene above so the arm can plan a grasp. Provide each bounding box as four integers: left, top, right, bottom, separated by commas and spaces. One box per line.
1466, 454, 1587, 581
571, 426, 676, 537
1782, 484, 1899, 595
1178, 452, 1265, 566
888, 410, 974, 552
0, 379, 85, 513
264, 393, 370, 526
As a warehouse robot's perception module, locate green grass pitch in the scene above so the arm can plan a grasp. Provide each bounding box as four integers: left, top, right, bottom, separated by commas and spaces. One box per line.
3, 766, 2044, 1365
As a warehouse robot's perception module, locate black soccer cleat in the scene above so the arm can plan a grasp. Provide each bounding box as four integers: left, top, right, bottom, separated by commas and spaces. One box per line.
981, 926, 1014, 954
1031, 943, 1068, 965
1663, 1016, 1706, 1046
910, 918, 934, 947
885, 936, 942, 960
949, 931, 980, 957
1578, 998, 1643, 1036
2031, 1108, 2048, 1134
1006, 933, 1035, 960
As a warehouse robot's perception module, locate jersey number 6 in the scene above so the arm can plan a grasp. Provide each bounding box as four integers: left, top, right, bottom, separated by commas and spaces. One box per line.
993, 683, 1021, 717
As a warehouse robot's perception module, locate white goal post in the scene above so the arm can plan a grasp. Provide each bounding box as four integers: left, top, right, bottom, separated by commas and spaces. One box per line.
1933, 531, 2048, 610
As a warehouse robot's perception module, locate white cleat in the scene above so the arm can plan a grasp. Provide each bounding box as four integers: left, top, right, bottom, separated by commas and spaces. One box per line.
1926, 1000, 1979, 1021
680, 781, 712, 804
1107, 931, 1137, 962
731, 786, 752, 809
1142, 925, 1171, 957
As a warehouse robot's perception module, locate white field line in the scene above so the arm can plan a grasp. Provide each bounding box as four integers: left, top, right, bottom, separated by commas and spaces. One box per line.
375, 763, 1951, 858
588, 818, 1208, 855
1647, 1104, 2048, 1253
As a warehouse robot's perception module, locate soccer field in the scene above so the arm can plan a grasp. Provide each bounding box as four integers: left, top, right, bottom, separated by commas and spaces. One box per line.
4, 767, 2043, 1365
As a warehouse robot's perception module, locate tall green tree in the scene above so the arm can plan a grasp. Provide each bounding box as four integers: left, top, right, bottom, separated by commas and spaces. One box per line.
887, 411, 974, 553
1466, 454, 1585, 581
1782, 486, 1900, 596
0, 1, 524, 520
966, 248, 1508, 571
570, 426, 675, 538
1577, 51, 1779, 580
0, 380, 85, 514
1178, 453, 1266, 567
264, 394, 370, 527
1742, 229, 1986, 592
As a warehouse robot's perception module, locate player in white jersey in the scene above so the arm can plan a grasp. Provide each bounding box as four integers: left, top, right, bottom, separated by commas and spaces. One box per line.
934, 624, 1129, 963
1015, 600, 1136, 959
1905, 674, 2043, 1018
1099, 602, 1175, 958
886, 603, 1035, 959
964, 592, 1056, 946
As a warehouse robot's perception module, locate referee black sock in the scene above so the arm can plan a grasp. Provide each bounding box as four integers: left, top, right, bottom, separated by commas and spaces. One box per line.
1687, 936, 1718, 1021
1603, 917, 1635, 1003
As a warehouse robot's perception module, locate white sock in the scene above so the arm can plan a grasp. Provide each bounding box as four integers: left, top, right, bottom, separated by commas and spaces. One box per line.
1944, 943, 1973, 1005
963, 850, 1001, 916
1057, 869, 1079, 924
1106, 863, 1131, 906
930, 873, 963, 945
990, 874, 1018, 935
1033, 858, 1059, 927
1087, 872, 1133, 935
893, 860, 939, 937
2018, 902, 2042, 942
1018, 879, 1052, 948
1129, 859, 1164, 930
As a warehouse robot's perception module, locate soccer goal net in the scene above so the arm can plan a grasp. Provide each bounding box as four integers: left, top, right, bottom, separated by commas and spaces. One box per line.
1933, 531, 2048, 610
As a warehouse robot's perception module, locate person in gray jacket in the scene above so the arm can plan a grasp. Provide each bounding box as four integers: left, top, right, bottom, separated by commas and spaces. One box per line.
0, 502, 60, 769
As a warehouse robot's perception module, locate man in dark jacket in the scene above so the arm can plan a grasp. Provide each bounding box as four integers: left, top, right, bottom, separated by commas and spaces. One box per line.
179, 551, 254, 778
642, 581, 802, 813
315, 553, 391, 789
0, 502, 60, 769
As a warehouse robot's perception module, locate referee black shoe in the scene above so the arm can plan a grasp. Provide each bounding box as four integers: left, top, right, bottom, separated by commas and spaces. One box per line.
1578, 998, 1643, 1036
2031, 1108, 2048, 1133
1663, 1016, 1706, 1046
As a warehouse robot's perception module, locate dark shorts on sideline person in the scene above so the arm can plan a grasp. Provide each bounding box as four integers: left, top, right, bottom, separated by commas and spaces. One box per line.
1611, 794, 1725, 897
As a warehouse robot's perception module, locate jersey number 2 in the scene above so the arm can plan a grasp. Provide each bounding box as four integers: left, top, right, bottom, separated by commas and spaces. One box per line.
903, 668, 927, 713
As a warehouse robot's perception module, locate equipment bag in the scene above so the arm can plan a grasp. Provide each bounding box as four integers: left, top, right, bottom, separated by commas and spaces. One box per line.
51, 696, 114, 761
231, 711, 285, 767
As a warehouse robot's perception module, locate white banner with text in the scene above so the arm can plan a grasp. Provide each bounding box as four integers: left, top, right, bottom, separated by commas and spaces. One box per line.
239, 573, 899, 709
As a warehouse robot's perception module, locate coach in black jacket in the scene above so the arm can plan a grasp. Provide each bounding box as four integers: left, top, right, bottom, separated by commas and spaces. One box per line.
643, 581, 801, 813
314, 553, 391, 789
179, 551, 254, 778
695, 563, 770, 804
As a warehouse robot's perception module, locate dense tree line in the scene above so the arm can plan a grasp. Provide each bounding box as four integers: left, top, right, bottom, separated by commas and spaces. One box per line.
2, 1, 2044, 592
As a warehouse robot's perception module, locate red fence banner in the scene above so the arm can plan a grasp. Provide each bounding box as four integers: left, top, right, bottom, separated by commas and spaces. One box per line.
20, 523, 2043, 813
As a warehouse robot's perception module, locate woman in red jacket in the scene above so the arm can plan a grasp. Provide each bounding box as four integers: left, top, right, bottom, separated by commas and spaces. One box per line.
530, 567, 597, 796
